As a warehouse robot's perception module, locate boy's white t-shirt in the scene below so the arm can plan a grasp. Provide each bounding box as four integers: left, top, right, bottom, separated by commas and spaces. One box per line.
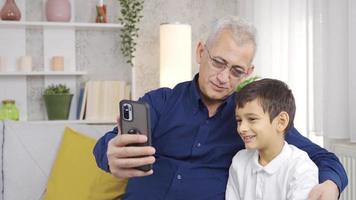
225, 141, 318, 200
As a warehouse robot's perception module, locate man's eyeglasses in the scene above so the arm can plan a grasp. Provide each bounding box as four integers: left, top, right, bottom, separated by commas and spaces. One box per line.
204, 45, 248, 79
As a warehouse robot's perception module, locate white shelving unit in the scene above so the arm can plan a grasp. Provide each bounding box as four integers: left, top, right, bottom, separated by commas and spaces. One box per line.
0, 18, 122, 120
0, 71, 87, 76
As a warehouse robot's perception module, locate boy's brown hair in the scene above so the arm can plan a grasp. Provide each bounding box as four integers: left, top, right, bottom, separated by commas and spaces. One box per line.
235, 78, 296, 132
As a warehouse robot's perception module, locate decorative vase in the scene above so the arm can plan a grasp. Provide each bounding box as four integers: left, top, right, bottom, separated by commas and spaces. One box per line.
45, 0, 71, 22
51, 56, 64, 71
0, 99, 19, 121
0, 0, 21, 21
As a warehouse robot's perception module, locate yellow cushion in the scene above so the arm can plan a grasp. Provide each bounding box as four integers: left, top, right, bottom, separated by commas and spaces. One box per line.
44, 127, 127, 200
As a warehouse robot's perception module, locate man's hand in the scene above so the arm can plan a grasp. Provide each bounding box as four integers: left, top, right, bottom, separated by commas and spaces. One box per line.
308, 180, 339, 200
107, 133, 156, 179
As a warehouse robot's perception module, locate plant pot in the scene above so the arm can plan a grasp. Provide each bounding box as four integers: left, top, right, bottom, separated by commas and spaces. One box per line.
43, 94, 73, 120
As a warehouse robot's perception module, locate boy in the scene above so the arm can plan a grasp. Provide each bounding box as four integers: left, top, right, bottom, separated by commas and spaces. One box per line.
226, 78, 318, 200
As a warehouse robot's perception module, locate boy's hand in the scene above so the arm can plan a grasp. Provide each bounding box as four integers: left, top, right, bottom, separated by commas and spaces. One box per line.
308, 180, 339, 200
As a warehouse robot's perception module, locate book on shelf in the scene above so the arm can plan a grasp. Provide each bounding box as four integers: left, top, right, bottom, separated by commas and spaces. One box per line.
77, 85, 86, 119
85, 81, 101, 121
78, 80, 130, 122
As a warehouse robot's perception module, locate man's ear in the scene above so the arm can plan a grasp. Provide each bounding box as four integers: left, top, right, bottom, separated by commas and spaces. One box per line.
196, 41, 205, 65
276, 111, 289, 133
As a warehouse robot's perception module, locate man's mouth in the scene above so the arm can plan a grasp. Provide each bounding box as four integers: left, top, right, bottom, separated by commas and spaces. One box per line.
211, 81, 227, 91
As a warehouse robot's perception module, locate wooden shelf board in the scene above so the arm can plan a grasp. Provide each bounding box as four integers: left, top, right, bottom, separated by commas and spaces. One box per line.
0, 21, 123, 30
0, 71, 87, 76
25, 120, 116, 125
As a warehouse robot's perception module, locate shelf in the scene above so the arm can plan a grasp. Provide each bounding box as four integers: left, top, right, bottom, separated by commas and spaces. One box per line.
0, 71, 87, 76
0, 2, 124, 122
25, 120, 116, 125
0, 20, 123, 30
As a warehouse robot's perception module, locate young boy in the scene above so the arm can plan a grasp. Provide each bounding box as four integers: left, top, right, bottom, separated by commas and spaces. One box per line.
226, 78, 318, 200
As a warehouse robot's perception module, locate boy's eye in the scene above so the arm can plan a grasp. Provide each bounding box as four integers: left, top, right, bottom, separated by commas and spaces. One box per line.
248, 118, 257, 122
236, 119, 242, 125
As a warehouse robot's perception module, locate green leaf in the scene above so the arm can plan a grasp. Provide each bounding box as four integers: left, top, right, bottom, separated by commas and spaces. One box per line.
43, 84, 71, 95
118, 0, 144, 66
236, 76, 260, 92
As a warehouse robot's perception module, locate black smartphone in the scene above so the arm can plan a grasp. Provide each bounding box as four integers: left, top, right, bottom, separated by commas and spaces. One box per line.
119, 99, 152, 172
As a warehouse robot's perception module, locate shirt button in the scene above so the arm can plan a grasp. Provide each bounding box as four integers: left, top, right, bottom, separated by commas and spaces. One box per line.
205, 120, 209, 124
196, 143, 201, 147
177, 174, 182, 180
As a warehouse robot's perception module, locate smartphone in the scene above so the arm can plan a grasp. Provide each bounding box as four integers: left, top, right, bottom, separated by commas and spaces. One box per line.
119, 99, 152, 172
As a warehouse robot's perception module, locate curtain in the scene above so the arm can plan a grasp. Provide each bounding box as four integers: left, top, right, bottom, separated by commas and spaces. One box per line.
313, 0, 356, 142
237, 0, 310, 136
237, 0, 356, 142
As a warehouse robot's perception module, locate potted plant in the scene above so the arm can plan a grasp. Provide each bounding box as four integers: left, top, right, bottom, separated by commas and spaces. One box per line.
43, 84, 73, 120
118, 0, 144, 66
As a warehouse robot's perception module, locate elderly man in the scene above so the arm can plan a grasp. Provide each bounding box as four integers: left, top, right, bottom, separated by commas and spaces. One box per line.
94, 16, 348, 200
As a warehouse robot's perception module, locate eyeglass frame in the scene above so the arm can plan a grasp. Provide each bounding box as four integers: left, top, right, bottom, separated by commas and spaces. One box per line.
204, 44, 249, 79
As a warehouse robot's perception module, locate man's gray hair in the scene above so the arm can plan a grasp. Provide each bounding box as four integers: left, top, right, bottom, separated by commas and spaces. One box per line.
206, 16, 257, 55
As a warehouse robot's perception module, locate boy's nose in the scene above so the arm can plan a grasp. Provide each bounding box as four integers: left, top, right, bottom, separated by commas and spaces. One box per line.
238, 121, 249, 133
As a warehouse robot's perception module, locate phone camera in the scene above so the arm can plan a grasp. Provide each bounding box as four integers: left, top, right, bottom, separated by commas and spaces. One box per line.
122, 103, 133, 121
128, 129, 138, 134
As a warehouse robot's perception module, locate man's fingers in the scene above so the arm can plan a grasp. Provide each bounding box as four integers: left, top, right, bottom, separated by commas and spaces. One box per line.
112, 146, 156, 158
110, 134, 148, 147
308, 186, 322, 200
108, 154, 155, 178
307, 193, 319, 200
113, 156, 156, 169
111, 168, 153, 178
107, 133, 156, 179
308, 180, 339, 200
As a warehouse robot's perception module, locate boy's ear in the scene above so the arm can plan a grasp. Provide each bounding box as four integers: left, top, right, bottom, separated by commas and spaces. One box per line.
276, 111, 289, 133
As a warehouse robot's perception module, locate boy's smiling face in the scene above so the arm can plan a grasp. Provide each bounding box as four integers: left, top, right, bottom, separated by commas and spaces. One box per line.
235, 99, 284, 151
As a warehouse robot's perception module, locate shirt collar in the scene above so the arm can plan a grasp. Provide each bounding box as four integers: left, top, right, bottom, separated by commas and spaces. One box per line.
214, 92, 236, 120
252, 141, 292, 175
189, 74, 203, 114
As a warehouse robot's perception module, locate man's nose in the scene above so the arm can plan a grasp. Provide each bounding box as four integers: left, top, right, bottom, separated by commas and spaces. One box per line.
216, 67, 230, 83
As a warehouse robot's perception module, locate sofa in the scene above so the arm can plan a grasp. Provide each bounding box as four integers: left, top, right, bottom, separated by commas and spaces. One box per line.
0, 120, 117, 200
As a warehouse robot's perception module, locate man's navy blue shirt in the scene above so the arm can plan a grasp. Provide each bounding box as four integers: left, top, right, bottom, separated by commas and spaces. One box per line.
94, 75, 347, 200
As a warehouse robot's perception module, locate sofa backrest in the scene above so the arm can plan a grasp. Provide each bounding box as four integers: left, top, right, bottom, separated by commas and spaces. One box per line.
1, 120, 114, 200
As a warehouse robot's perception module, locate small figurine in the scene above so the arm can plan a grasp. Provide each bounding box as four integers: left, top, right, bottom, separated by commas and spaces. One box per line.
96, 0, 107, 23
